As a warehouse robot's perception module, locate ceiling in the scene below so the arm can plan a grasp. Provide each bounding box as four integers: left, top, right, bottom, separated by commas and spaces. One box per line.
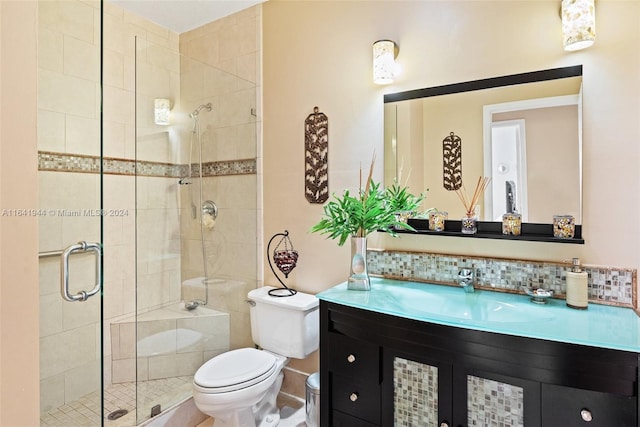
109, 0, 265, 34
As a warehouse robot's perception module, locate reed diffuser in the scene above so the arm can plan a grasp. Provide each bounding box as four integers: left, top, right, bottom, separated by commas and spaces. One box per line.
455, 177, 490, 234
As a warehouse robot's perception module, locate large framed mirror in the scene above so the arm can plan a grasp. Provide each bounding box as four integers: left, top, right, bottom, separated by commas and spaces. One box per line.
384, 65, 583, 243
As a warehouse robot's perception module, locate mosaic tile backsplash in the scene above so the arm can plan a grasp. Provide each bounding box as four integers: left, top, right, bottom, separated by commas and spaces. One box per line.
368, 250, 636, 308
394, 357, 439, 427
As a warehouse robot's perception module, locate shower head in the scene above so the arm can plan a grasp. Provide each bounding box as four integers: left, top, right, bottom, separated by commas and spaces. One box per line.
189, 103, 212, 119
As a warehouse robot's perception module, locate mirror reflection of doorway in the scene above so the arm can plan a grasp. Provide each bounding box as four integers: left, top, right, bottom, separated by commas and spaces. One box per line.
483, 93, 580, 223
490, 120, 528, 221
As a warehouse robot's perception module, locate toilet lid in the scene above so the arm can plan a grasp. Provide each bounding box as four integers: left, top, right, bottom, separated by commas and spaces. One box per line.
194, 348, 277, 390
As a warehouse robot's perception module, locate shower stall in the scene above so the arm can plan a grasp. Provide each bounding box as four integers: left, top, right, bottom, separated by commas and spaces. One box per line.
38, 1, 261, 425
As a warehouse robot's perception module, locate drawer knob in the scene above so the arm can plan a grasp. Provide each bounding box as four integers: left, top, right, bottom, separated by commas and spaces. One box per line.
347, 354, 356, 363
439, 422, 450, 427
349, 392, 359, 402
580, 408, 592, 422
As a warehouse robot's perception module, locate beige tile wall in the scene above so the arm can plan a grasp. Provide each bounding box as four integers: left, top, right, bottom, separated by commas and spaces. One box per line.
179, 7, 260, 351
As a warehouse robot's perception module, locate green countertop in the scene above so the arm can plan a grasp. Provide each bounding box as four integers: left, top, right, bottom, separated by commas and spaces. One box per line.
317, 277, 640, 353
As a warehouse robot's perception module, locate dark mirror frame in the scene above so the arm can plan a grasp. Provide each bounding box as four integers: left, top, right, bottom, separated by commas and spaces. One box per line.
384, 65, 584, 244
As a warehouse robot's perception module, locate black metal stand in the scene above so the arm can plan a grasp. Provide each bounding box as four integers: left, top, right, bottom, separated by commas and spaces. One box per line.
267, 230, 298, 297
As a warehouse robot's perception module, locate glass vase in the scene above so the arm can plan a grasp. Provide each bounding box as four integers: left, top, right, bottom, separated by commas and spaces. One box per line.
348, 236, 370, 291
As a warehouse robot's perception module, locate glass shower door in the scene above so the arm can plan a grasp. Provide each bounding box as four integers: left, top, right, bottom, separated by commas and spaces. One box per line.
37, 0, 104, 425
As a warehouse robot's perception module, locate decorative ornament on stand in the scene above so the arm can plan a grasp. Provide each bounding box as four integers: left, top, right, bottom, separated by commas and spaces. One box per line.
266, 230, 298, 297
304, 106, 329, 204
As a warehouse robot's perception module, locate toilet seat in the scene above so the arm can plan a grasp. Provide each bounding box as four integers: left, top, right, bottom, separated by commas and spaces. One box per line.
194, 348, 278, 394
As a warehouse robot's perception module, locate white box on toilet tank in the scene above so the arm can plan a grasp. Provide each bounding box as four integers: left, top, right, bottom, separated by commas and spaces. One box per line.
248, 287, 319, 359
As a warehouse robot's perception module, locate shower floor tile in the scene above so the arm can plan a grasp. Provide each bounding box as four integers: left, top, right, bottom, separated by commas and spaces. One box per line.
40, 376, 193, 427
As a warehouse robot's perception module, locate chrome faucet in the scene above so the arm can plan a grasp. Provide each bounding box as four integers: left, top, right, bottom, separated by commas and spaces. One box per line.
458, 268, 474, 293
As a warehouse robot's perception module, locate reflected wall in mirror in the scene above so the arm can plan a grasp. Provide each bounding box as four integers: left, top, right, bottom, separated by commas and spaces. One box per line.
384, 66, 583, 227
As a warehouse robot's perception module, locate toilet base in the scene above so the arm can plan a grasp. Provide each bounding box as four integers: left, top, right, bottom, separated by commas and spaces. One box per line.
210, 407, 256, 427
253, 371, 283, 426
199, 371, 284, 427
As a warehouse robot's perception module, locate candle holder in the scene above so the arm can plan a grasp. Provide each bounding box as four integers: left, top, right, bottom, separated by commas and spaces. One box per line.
553, 215, 575, 239
429, 211, 447, 231
502, 213, 522, 236
266, 230, 298, 297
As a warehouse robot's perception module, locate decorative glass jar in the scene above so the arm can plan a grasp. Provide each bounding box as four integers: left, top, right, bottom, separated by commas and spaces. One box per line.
461, 215, 477, 234
502, 213, 522, 236
553, 214, 575, 239
428, 211, 447, 231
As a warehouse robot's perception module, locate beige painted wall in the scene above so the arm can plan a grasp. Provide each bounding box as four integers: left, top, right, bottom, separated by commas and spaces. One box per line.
263, 1, 640, 372
0, 1, 40, 425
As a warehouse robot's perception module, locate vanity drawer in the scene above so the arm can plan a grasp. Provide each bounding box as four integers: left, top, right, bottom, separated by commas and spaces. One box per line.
332, 410, 379, 427
327, 332, 380, 382
542, 383, 637, 426
331, 374, 381, 425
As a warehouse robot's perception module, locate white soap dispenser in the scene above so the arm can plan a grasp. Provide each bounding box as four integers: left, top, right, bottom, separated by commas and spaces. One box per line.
566, 257, 588, 309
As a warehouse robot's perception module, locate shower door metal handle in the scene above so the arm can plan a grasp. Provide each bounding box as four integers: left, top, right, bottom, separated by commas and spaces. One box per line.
60, 241, 102, 302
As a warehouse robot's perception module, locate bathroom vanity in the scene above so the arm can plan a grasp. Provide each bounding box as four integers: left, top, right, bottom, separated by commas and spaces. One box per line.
317, 279, 640, 427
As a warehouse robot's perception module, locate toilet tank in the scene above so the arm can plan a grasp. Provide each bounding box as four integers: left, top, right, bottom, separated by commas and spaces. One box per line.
248, 287, 319, 359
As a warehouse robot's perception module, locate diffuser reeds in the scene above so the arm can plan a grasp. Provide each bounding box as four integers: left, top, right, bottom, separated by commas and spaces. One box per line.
455, 176, 490, 217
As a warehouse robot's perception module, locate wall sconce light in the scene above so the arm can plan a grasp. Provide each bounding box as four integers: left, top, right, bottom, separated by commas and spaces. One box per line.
561, 0, 595, 51
373, 40, 399, 85
154, 98, 171, 125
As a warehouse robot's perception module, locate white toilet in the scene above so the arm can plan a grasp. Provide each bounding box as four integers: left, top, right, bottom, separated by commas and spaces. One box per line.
192, 286, 319, 427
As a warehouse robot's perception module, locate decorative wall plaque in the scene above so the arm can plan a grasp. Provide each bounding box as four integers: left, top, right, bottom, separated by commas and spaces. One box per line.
442, 131, 462, 191
304, 106, 329, 203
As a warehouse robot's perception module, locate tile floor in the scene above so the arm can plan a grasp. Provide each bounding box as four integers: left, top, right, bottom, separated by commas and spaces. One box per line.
40, 376, 193, 427
41, 377, 307, 427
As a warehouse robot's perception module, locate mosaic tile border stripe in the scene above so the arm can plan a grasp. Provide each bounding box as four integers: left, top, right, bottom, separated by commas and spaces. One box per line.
38, 151, 256, 178
367, 249, 636, 308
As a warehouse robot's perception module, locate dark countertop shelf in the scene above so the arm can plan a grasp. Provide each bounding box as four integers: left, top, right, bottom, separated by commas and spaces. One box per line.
401, 219, 584, 244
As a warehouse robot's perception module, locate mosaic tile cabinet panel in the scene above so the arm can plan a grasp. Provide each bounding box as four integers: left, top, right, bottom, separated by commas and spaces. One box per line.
394, 357, 439, 426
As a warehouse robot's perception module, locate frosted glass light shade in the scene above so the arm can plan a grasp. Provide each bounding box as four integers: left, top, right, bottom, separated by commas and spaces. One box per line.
562, 0, 595, 51
373, 40, 397, 85
154, 98, 170, 125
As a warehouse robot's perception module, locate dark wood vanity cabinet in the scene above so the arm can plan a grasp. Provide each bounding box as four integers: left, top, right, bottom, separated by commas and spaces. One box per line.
320, 300, 640, 427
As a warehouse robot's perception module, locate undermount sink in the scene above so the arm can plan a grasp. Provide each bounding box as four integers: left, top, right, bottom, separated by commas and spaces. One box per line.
405, 293, 554, 323
381, 281, 556, 324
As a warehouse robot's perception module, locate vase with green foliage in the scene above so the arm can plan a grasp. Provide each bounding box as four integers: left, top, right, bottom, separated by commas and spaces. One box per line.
384, 181, 426, 229
311, 162, 416, 290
